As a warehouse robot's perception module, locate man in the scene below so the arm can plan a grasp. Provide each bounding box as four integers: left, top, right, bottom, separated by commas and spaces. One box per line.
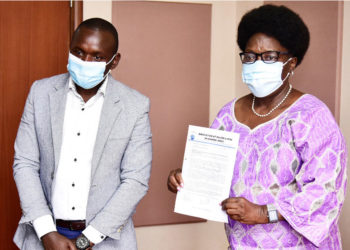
13, 18, 152, 249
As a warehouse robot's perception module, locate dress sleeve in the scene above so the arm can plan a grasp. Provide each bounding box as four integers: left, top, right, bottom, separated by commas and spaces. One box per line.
274, 106, 347, 247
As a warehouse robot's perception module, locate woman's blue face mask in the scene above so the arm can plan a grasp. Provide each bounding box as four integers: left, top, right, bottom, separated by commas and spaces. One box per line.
67, 53, 116, 89
242, 58, 292, 98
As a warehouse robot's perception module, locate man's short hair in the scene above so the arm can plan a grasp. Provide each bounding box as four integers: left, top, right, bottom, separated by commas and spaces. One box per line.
73, 18, 119, 53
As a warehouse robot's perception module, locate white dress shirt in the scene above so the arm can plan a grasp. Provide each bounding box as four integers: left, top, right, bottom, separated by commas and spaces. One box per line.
33, 77, 108, 244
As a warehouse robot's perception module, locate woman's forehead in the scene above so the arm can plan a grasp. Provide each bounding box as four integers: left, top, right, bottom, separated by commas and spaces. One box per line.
245, 33, 287, 53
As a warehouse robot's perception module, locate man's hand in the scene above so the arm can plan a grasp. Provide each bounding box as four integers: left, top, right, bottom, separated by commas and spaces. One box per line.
221, 197, 269, 225
41, 232, 77, 250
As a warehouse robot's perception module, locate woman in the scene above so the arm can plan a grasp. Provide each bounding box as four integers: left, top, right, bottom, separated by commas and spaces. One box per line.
167, 5, 347, 249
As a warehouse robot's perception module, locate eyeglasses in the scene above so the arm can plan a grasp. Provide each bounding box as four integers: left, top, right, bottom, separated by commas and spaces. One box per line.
239, 51, 290, 64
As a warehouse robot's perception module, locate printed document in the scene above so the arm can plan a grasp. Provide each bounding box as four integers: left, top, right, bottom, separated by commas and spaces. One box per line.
174, 125, 239, 223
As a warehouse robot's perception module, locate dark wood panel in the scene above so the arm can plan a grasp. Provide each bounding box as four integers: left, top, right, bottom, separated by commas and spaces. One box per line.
0, 2, 71, 248
112, 2, 211, 226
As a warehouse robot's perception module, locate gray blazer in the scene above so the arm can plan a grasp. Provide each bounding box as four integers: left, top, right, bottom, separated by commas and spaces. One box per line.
13, 73, 152, 249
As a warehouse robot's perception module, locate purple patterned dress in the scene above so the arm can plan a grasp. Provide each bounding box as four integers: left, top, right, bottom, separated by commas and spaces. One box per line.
211, 94, 347, 249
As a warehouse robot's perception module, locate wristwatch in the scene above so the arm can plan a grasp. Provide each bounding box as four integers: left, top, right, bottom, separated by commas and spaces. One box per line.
267, 204, 278, 223
75, 234, 91, 250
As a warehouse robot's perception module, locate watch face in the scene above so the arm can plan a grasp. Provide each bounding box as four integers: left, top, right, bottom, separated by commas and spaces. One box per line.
76, 235, 89, 249
268, 210, 278, 223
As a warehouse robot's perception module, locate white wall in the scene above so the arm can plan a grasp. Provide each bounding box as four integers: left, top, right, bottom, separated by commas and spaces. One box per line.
339, 1, 350, 249
209, 1, 260, 123
83, 0, 112, 21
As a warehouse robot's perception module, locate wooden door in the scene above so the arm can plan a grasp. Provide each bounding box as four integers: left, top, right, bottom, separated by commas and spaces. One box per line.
0, 2, 72, 248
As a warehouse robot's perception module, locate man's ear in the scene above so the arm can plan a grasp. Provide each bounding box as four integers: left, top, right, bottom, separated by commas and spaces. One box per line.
110, 53, 121, 70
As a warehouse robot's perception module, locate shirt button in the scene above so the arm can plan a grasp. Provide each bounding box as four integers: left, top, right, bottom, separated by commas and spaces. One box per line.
72, 183, 75, 187
101, 236, 104, 239
81, 108, 85, 111
72, 207, 75, 210
77, 132, 80, 136
74, 158, 77, 162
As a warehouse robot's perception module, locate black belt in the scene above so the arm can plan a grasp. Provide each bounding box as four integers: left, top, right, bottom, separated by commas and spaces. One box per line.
56, 219, 86, 231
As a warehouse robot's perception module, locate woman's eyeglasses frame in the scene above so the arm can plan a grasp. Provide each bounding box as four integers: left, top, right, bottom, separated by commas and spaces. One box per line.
239, 51, 290, 64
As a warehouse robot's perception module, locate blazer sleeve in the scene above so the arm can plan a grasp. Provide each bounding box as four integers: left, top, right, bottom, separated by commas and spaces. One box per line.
88, 97, 152, 240
13, 81, 53, 224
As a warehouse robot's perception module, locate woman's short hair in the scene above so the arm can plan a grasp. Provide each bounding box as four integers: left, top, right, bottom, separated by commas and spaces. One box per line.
237, 5, 310, 66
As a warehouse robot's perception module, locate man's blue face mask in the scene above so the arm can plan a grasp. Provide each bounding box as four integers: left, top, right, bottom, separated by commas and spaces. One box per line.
67, 53, 116, 89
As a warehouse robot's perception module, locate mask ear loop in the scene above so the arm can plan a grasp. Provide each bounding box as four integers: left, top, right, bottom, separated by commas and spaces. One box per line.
100, 69, 112, 85
282, 57, 293, 66
106, 53, 117, 65
103, 53, 118, 79
282, 57, 294, 82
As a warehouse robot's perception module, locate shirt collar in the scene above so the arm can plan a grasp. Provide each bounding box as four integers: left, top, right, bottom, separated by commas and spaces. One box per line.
68, 75, 108, 97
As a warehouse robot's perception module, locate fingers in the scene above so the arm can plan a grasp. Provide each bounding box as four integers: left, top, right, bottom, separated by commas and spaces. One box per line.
221, 197, 265, 224
231, 214, 242, 221
67, 239, 77, 250
221, 197, 241, 207
167, 175, 179, 192
224, 206, 243, 221
221, 198, 245, 220
222, 201, 245, 222
174, 169, 184, 187
226, 207, 242, 216
167, 168, 183, 193
223, 203, 241, 213
68, 244, 75, 250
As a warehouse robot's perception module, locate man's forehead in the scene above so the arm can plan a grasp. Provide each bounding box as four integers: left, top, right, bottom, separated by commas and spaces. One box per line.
74, 27, 113, 41
71, 27, 115, 51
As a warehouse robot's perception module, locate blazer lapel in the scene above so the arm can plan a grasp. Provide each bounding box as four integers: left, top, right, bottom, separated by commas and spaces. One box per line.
91, 77, 122, 179
49, 77, 69, 172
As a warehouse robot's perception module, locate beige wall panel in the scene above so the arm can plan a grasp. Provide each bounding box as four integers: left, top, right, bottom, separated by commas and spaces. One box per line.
112, 1, 211, 226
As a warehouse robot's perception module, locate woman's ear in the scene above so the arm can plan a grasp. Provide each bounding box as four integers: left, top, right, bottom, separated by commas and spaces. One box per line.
290, 57, 297, 71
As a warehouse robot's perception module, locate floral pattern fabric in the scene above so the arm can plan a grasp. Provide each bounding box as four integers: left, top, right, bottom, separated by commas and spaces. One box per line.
211, 94, 347, 249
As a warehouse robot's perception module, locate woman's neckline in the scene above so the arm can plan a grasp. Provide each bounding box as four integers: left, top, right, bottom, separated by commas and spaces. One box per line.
231, 94, 308, 132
